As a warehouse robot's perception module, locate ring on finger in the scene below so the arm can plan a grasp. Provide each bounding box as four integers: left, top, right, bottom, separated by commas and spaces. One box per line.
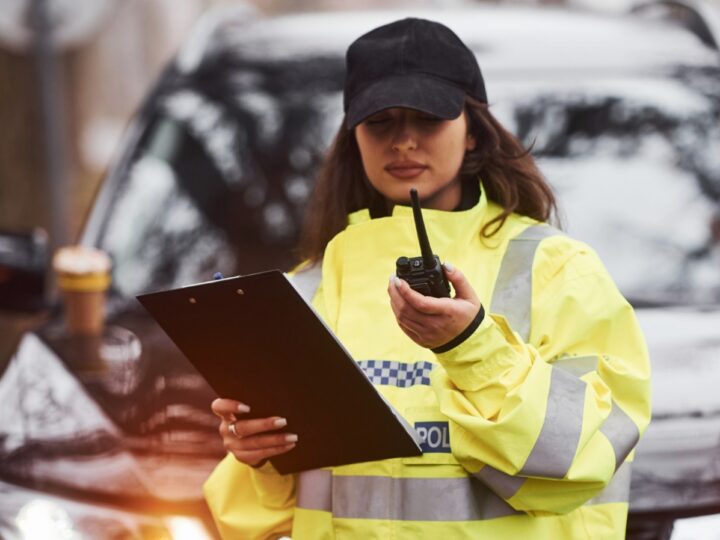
229, 422, 241, 439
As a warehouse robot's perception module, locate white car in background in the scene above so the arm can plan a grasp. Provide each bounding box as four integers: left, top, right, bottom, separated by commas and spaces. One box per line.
0, 3, 719, 539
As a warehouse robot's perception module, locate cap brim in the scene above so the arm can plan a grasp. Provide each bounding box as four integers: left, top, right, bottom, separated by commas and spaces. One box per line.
346, 74, 466, 130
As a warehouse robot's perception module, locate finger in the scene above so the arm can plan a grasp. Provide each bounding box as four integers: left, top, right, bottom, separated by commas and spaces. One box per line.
232, 416, 288, 438
388, 276, 410, 317
387, 284, 424, 337
389, 276, 430, 317
388, 276, 409, 309
232, 443, 296, 466
390, 292, 439, 344
390, 282, 434, 334
211, 398, 251, 419
393, 277, 446, 315
443, 263, 479, 303
389, 283, 426, 325
230, 431, 299, 451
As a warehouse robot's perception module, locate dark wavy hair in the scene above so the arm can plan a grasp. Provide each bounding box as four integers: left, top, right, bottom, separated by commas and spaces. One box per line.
296, 97, 558, 264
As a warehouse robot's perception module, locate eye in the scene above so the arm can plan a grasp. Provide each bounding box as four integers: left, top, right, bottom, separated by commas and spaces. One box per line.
365, 116, 390, 126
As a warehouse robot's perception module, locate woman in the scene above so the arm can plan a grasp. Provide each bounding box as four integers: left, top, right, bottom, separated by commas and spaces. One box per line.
205, 17, 651, 539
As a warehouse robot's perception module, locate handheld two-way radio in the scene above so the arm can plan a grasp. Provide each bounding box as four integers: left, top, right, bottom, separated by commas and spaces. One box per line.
395, 188, 451, 298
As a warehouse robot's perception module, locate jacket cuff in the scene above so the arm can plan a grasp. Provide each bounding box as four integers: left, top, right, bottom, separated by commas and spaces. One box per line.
433, 309, 522, 371
431, 304, 485, 354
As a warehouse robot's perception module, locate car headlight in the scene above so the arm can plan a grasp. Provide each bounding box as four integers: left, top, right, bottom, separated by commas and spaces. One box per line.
0, 480, 215, 540
16, 499, 80, 540
671, 513, 720, 540
165, 516, 215, 540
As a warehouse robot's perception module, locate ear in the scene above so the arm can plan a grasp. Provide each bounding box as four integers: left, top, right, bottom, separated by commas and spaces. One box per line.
466, 134, 477, 152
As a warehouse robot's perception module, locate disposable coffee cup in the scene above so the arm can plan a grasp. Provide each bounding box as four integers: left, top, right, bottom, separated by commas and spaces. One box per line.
52, 246, 112, 336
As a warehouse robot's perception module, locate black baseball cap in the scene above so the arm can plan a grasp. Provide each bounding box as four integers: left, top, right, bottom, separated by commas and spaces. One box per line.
344, 18, 487, 130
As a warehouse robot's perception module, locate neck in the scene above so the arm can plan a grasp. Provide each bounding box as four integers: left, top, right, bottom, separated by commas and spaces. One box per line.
418, 178, 462, 211
369, 179, 479, 218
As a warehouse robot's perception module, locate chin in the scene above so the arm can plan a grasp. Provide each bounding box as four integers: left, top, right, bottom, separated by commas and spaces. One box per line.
390, 192, 414, 206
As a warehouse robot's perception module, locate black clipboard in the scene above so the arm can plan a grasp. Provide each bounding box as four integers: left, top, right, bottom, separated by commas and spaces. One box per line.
137, 270, 422, 474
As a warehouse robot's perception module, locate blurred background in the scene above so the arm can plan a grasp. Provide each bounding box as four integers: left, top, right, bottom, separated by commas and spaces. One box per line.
1, 0, 720, 538
4, 0, 718, 255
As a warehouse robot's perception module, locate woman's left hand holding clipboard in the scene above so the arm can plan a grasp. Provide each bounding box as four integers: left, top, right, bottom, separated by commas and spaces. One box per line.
211, 399, 298, 467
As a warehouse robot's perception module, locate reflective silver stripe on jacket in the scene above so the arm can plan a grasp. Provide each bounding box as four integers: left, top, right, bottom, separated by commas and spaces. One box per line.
520, 366, 586, 478
286, 262, 323, 304
477, 363, 636, 489
490, 224, 562, 342
553, 354, 640, 471
297, 470, 521, 521
484, 224, 638, 480
475, 460, 632, 508
587, 462, 632, 505
490, 225, 583, 479
600, 402, 641, 471
552, 355, 599, 377
297, 465, 631, 520
296, 469, 332, 511
473, 464, 525, 500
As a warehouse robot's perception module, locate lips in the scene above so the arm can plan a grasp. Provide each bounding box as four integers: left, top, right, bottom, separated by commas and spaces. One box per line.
385, 161, 428, 179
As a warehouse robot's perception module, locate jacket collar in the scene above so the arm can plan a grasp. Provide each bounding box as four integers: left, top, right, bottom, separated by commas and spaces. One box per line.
347, 183, 495, 229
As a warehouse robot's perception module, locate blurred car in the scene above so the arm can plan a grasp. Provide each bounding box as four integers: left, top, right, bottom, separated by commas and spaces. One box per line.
1, 3, 720, 539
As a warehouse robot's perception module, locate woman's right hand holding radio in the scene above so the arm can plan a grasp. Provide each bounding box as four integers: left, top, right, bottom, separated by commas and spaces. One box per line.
211, 398, 297, 467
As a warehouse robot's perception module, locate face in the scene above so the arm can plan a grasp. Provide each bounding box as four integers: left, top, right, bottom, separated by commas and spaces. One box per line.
354, 107, 476, 211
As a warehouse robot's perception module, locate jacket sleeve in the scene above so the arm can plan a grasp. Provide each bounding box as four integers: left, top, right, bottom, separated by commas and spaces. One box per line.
203, 454, 296, 539
431, 237, 652, 516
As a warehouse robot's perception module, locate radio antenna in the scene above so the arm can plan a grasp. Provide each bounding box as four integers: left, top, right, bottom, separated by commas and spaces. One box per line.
410, 188, 437, 269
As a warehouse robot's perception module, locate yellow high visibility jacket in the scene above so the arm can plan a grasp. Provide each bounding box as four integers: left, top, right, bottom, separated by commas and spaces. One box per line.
204, 189, 652, 539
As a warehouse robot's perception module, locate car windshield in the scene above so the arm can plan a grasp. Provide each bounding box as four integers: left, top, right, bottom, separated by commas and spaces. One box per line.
92, 50, 345, 303
91, 19, 720, 308
493, 65, 720, 306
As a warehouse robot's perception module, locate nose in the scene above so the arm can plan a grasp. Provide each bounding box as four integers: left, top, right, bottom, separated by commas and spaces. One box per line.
391, 118, 418, 152
392, 137, 417, 152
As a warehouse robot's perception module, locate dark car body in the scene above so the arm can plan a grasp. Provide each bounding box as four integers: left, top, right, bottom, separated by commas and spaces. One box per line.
1, 4, 720, 539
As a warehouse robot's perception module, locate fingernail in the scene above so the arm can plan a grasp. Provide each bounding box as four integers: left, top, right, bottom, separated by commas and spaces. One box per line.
389, 274, 396, 283
285, 433, 298, 442
443, 261, 455, 272
237, 403, 250, 413
274, 417, 287, 428
393, 276, 402, 288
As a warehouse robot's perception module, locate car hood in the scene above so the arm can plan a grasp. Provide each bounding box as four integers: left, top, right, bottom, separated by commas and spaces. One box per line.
0, 306, 223, 504
2, 302, 719, 512
630, 305, 720, 514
